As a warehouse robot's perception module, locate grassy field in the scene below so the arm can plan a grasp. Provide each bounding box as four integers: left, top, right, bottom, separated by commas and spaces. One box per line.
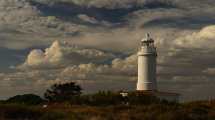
0, 100, 215, 120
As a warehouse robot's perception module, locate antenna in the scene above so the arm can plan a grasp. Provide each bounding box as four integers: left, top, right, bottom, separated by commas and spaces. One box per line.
146, 33, 150, 40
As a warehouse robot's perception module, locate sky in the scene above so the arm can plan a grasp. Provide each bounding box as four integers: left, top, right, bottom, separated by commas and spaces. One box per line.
0, 0, 215, 101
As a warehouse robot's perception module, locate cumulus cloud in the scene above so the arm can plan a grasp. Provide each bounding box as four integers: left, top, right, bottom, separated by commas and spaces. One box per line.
174, 25, 215, 48
111, 55, 137, 76
0, 0, 40, 24
18, 40, 116, 69
19, 41, 63, 68
0, 0, 84, 49
59, 54, 137, 80
60, 63, 108, 80
18, 40, 138, 79
154, 25, 215, 83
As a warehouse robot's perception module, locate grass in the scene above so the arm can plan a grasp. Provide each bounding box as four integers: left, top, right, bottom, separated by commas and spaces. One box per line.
0, 100, 214, 120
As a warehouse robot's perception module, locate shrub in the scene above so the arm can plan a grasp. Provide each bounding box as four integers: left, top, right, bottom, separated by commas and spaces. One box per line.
6, 94, 44, 105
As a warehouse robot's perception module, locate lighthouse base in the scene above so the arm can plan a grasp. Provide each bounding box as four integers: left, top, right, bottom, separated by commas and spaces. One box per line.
136, 82, 157, 91
135, 90, 180, 102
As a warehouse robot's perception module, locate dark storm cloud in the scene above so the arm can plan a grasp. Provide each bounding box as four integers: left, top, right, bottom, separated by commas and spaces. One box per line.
30, 0, 178, 25
143, 16, 215, 30
35, 0, 177, 9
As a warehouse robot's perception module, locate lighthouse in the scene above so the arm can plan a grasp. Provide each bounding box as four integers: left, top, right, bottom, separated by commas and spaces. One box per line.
120, 33, 179, 102
137, 33, 157, 91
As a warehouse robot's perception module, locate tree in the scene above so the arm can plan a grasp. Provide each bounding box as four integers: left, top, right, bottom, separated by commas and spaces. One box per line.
6, 94, 44, 105
44, 82, 82, 102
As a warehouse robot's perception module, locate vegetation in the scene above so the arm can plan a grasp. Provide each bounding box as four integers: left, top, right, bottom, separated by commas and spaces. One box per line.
6, 94, 45, 105
71, 91, 166, 106
44, 82, 82, 102
0, 100, 214, 120
0, 82, 214, 120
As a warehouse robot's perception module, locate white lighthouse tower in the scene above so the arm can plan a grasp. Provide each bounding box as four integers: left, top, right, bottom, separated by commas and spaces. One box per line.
120, 33, 179, 102
137, 33, 157, 91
